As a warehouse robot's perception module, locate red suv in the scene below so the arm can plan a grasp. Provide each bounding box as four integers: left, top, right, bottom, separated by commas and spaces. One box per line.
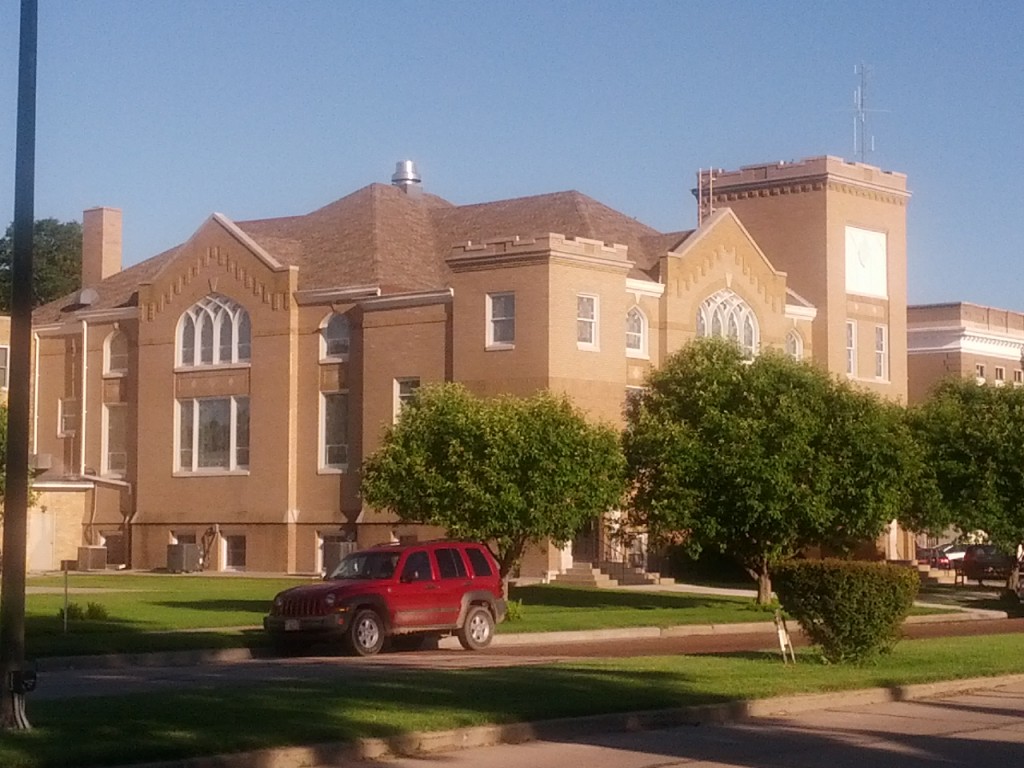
264, 540, 506, 656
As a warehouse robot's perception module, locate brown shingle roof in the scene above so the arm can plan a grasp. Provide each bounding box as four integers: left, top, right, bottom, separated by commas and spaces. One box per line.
34, 182, 681, 324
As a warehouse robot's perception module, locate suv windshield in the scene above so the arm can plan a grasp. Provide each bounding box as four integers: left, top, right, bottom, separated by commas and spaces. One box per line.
329, 551, 400, 580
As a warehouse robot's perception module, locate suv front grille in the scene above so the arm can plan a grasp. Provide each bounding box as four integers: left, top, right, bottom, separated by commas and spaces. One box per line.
276, 596, 325, 617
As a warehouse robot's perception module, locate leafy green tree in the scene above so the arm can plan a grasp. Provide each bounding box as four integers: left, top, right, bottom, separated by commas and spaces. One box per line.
362, 384, 627, 594
909, 377, 1024, 590
0, 218, 82, 311
624, 337, 922, 604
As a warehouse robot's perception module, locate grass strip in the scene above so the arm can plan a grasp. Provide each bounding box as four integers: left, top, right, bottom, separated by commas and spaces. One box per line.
1, 633, 1022, 768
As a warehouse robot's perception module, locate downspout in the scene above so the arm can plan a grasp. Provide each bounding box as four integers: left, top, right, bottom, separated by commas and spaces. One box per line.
79, 319, 88, 477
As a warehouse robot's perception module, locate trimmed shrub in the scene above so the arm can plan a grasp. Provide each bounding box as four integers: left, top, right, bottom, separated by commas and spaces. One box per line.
58, 602, 85, 621
85, 602, 110, 621
772, 559, 919, 664
504, 599, 524, 622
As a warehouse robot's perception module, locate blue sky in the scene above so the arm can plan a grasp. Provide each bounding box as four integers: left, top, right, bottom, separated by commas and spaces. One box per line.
2, 1, 1022, 309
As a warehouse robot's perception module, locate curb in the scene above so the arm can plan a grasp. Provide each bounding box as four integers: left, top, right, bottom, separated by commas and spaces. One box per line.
124, 672, 1024, 768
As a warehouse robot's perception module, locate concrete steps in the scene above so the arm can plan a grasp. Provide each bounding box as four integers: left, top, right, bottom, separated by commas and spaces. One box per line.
917, 562, 959, 586
550, 565, 619, 588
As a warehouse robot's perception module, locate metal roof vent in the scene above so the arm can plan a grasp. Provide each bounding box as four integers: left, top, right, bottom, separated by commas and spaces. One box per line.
391, 160, 422, 195
77, 287, 99, 306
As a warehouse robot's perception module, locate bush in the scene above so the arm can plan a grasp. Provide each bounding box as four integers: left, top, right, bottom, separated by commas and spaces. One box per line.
504, 599, 524, 622
58, 602, 85, 621
772, 559, 919, 663
85, 602, 110, 621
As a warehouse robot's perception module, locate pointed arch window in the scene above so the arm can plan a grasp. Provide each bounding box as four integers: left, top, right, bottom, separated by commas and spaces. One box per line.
785, 330, 804, 361
320, 313, 351, 360
696, 289, 760, 357
105, 330, 129, 375
177, 294, 251, 367
625, 306, 648, 358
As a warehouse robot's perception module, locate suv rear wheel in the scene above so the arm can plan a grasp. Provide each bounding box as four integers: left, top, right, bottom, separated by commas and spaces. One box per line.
457, 605, 494, 651
347, 609, 385, 656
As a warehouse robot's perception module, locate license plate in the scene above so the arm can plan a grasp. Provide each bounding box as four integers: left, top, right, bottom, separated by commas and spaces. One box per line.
284, 619, 300, 632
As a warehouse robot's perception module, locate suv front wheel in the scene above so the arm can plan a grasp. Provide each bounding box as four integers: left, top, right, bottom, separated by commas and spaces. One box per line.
347, 609, 385, 656
457, 605, 494, 651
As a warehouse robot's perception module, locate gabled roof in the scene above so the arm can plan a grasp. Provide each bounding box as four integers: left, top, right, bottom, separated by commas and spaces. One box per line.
33, 181, 688, 325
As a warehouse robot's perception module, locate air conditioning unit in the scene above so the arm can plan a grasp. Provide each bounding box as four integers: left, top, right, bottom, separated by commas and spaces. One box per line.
167, 543, 201, 573
77, 546, 108, 571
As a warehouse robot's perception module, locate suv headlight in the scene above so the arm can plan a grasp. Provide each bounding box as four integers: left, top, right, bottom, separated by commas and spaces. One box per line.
324, 593, 337, 608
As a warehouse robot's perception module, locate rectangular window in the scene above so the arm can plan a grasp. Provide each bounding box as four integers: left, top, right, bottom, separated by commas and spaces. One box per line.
576, 294, 598, 349
874, 325, 888, 380
224, 535, 246, 570
173, 532, 197, 545
0, 345, 9, 387
176, 396, 249, 472
995, 366, 1005, 382
393, 377, 420, 421
487, 292, 515, 348
322, 391, 348, 470
58, 397, 78, 436
975, 363, 986, 379
1015, 370, 1023, 384
845, 321, 857, 376
103, 403, 127, 476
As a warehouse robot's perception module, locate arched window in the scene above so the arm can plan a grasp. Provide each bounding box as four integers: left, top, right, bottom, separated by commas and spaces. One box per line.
625, 306, 648, 358
105, 330, 129, 374
785, 330, 804, 361
321, 313, 350, 360
177, 294, 251, 367
696, 289, 760, 357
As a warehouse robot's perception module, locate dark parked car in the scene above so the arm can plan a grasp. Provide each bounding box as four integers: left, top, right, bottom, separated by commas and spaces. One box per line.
930, 543, 966, 570
961, 544, 1015, 584
264, 540, 506, 656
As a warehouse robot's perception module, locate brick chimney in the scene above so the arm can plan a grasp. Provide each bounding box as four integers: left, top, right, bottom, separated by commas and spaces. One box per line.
81, 207, 123, 287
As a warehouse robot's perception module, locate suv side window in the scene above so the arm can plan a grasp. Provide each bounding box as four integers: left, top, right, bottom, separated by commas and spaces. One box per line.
435, 547, 468, 579
466, 547, 493, 577
400, 550, 433, 582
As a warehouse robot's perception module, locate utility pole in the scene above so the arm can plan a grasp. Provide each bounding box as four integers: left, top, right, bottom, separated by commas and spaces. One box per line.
0, 0, 39, 731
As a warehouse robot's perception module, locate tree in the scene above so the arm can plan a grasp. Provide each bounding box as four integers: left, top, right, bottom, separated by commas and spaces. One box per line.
623, 337, 922, 604
361, 384, 627, 594
909, 377, 1024, 591
0, 218, 82, 311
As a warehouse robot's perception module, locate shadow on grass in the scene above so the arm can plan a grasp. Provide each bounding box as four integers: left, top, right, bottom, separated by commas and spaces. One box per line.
152, 598, 270, 613
509, 584, 752, 611
6, 665, 734, 768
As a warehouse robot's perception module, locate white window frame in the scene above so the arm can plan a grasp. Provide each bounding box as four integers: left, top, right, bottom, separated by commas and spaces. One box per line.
58, 397, 77, 437
102, 402, 128, 477
0, 344, 11, 388
846, 321, 857, 377
176, 294, 251, 368
320, 390, 349, 472
995, 366, 1005, 386
625, 306, 648, 359
576, 294, 599, 351
222, 534, 247, 571
696, 290, 760, 357
1015, 369, 1023, 385
393, 377, 421, 422
874, 325, 888, 381
975, 363, 986, 383
785, 330, 804, 361
320, 313, 351, 361
486, 292, 515, 350
104, 330, 129, 376
175, 396, 250, 474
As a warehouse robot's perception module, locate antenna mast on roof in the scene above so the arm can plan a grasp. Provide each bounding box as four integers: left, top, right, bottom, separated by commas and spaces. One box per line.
853, 63, 878, 163
697, 168, 715, 225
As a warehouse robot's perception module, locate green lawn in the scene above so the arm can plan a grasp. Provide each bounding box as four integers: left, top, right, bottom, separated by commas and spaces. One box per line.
18, 574, 949, 657
1, 633, 1022, 768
